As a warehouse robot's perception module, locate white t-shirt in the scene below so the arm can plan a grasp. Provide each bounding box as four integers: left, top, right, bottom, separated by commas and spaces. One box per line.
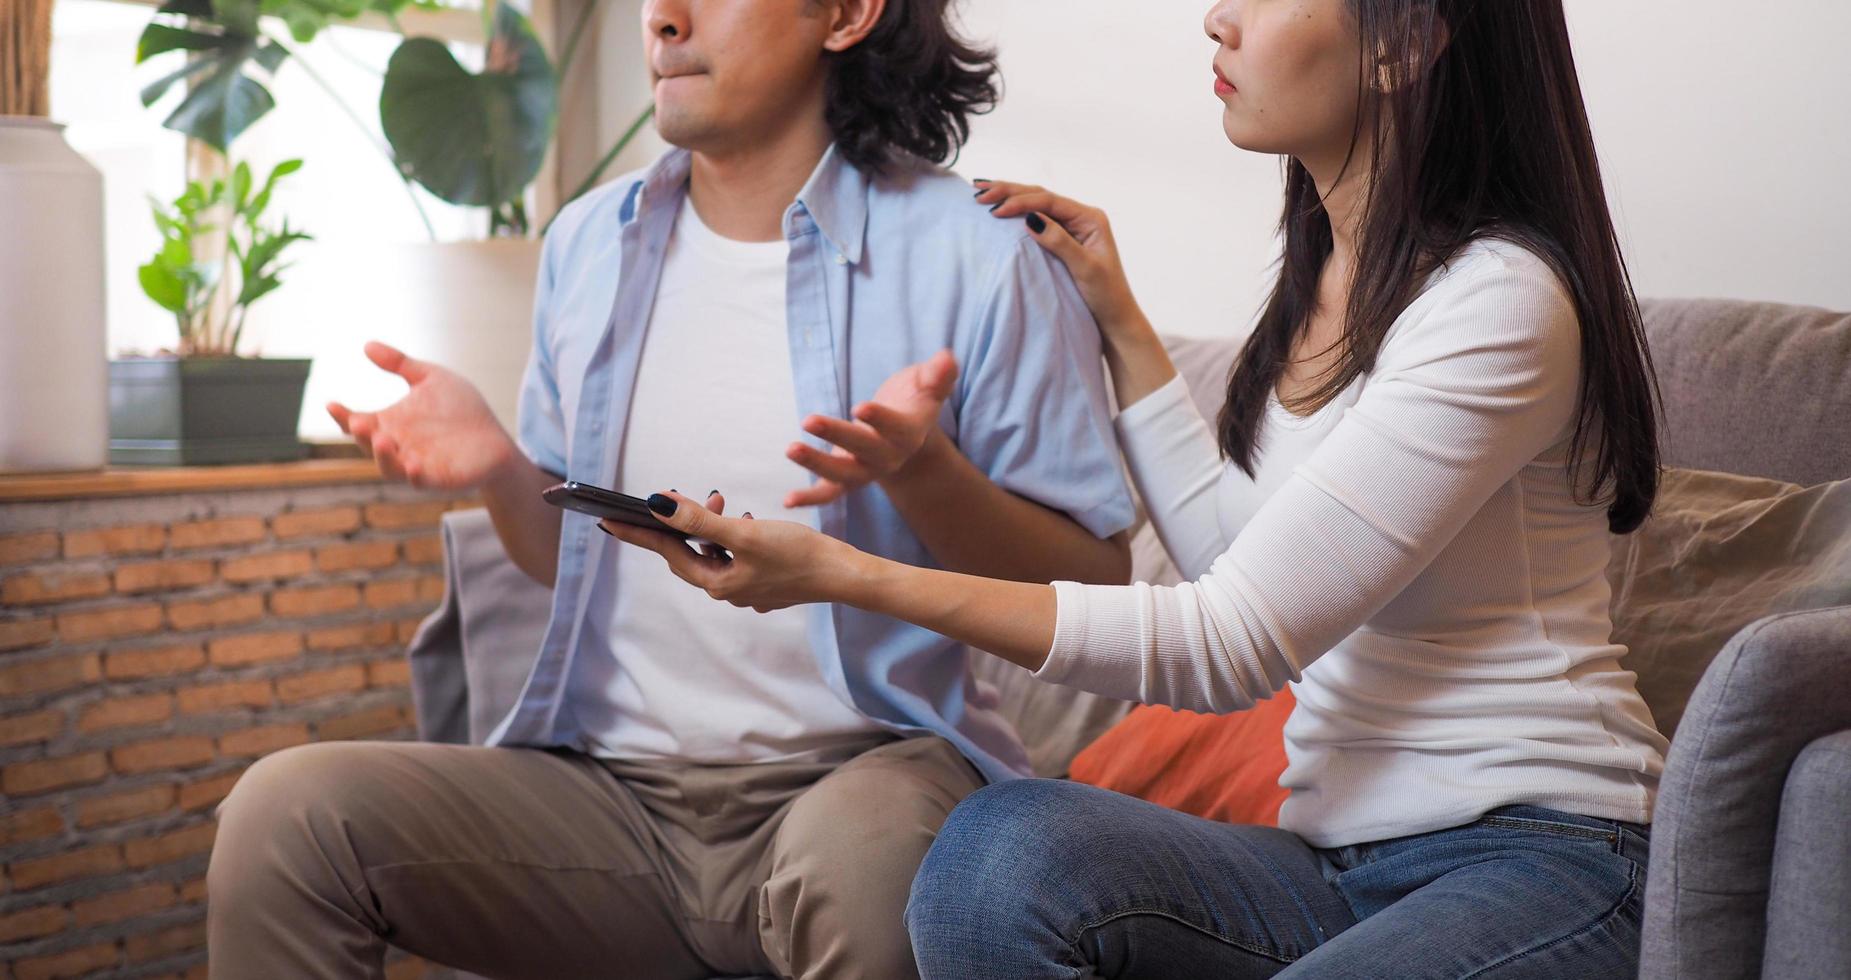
571, 198, 883, 763
1038, 239, 1669, 848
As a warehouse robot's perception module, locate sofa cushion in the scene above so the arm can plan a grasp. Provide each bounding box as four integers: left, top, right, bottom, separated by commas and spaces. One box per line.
1069, 689, 1295, 826
1640, 298, 1851, 486
407, 508, 551, 745
1610, 467, 1851, 737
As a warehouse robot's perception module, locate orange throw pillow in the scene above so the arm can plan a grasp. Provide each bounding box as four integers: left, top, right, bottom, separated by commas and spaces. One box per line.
1069, 688, 1294, 826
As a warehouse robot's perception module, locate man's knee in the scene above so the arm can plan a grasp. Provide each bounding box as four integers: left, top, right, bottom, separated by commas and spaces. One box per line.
209, 742, 388, 905
761, 761, 971, 978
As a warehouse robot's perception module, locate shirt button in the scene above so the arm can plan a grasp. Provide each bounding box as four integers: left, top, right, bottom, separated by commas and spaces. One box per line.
834, 253, 847, 265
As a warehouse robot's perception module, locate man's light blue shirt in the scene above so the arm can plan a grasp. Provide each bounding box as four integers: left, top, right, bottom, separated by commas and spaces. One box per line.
488, 146, 1135, 783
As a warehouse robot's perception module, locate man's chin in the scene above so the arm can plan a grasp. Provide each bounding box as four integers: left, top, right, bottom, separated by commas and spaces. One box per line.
651, 105, 725, 154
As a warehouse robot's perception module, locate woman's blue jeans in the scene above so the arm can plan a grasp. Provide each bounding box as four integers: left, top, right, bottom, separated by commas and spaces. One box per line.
906, 779, 1649, 979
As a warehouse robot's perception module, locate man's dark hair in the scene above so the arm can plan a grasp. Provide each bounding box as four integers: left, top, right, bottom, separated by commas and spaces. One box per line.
823, 0, 999, 173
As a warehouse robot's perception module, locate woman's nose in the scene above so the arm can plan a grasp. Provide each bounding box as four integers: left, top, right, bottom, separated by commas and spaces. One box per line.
1204, 0, 1242, 48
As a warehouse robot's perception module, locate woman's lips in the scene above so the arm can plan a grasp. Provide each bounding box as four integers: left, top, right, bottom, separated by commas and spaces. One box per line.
1213, 66, 1236, 97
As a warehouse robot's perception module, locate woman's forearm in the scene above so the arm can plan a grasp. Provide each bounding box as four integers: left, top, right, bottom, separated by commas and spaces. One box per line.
838, 551, 1059, 671
1100, 309, 1181, 411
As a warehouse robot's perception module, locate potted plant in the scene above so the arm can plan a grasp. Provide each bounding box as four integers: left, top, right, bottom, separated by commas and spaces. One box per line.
130, 0, 653, 433
109, 159, 314, 464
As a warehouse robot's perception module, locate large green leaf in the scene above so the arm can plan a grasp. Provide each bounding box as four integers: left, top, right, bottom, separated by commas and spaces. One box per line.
136, 0, 356, 151
379, 2, 556, 209
161, 57, 277, 153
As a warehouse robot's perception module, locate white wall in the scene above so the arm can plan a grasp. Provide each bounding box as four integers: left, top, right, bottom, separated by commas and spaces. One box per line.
944, 0, 1851, 338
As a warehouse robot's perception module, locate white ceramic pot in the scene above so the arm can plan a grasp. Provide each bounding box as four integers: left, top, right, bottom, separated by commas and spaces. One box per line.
245, 239, 543, 441
0, 116, 108, 473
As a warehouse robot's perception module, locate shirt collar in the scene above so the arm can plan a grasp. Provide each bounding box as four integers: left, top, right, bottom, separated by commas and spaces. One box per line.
620, 144, 869, 266
791, 144, 869, 266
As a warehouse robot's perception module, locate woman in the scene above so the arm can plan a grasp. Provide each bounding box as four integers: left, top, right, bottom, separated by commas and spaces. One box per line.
603, 0, 1668, 975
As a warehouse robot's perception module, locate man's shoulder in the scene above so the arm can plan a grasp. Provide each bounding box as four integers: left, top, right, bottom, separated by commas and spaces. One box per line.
865, 159, 1041, 264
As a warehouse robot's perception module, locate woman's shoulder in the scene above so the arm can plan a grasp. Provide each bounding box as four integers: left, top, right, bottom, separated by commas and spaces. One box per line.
1385, 237, 1579, 353
1421, 237, 1576, 311
1370, 236, 1584, 391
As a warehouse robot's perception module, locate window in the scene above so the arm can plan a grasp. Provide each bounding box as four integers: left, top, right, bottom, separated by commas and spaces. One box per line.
50, 0, 494, 360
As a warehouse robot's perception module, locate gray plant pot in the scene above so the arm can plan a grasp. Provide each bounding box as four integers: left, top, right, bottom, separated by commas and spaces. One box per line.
108, 357, 312, 466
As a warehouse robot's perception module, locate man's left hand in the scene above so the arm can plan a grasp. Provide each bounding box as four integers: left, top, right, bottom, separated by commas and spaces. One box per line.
784, 350, 959, 508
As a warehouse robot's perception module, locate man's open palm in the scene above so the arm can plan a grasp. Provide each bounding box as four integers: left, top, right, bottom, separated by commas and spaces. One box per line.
784, 350, 960, 508
327, 341, 517, 490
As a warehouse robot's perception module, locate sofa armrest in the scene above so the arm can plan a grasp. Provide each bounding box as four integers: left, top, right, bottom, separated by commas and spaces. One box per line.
1640, 605, 1851, 980
1762, 729, 1851, 979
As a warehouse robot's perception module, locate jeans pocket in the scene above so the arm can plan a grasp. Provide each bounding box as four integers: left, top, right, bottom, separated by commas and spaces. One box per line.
1478, 806, 1622, 847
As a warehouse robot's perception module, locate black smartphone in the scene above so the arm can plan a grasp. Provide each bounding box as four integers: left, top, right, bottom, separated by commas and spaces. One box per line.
541, 481, 688, 540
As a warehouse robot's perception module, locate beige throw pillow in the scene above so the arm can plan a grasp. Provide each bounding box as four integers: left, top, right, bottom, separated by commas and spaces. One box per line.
1609, 467, 1851, 738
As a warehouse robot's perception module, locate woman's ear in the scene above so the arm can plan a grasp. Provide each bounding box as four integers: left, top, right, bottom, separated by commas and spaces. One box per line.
1370, 9, 1452, 94
821, 0, 886, 54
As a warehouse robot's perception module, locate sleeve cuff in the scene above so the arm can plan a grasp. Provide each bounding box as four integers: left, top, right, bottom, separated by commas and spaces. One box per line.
1033, 580, 1093, 684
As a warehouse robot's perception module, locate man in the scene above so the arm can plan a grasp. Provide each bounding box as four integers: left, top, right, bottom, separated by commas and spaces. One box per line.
206, 1, 1134, 976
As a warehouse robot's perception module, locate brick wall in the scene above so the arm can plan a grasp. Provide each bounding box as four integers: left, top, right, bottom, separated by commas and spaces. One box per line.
0, 479, 475, 979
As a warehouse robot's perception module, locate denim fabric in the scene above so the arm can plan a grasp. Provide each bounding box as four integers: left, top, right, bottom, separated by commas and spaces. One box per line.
908, 780, 1649, 979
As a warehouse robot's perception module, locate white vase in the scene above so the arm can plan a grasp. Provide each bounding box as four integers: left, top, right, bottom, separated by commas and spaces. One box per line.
0, 116, 108, 473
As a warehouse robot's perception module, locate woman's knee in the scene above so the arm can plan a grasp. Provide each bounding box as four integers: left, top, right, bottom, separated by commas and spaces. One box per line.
906, 779, 1099, 928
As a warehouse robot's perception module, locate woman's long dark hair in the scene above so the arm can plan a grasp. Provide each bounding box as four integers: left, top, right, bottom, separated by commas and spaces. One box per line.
822, 0, 999, 173
1218, 0, 1660, 533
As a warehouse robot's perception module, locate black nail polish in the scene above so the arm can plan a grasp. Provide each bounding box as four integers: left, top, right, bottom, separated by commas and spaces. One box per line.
647, 494, 678, 517
973, 178, 991, 184
972, 189, 985, 198
596, 523, 613, 536
708, 489, 719, 498
988, 202, 1002, 212
1026, 213, 1046, 234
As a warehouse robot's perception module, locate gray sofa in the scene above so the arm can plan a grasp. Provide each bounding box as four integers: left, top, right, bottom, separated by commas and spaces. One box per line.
408, 298, 1849, 979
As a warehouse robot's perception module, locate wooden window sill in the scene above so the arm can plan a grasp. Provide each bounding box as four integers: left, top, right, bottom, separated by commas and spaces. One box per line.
0, 443, 381, 502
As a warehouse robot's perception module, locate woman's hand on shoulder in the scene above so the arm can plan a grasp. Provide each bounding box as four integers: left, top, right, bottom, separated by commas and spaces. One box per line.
976, 180, 1178, 409
975, 180, 1145, 338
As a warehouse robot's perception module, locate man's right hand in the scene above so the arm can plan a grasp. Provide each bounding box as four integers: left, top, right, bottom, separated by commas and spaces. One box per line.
327, 341, 519, 491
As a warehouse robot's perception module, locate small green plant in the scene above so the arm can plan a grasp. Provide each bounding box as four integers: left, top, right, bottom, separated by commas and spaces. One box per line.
138, 158, 311, 356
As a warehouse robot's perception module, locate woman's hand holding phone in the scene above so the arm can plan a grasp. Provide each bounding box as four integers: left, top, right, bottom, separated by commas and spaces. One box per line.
598, 491, 864, 613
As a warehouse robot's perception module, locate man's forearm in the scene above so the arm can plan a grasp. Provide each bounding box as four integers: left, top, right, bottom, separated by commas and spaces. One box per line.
878, 431, 1131, 585
480, 452, 565, 588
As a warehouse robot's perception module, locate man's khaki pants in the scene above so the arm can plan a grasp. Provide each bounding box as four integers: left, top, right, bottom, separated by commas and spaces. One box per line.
205, 734, 984, 979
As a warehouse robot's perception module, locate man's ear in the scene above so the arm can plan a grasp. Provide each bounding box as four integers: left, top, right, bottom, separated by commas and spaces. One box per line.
820, 0, 886, 54
1370, 8, 1451, 94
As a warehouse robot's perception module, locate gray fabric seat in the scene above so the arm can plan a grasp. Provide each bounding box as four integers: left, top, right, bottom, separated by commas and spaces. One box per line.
1627, 299, 1851, 980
